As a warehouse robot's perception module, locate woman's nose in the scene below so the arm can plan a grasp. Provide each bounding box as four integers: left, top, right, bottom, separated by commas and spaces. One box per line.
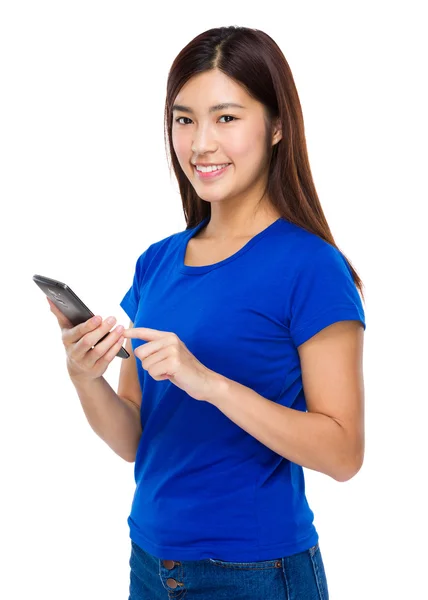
191, 127, 218, 154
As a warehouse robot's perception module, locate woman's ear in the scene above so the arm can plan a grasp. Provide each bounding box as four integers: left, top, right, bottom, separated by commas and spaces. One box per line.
271, 118, 282, 145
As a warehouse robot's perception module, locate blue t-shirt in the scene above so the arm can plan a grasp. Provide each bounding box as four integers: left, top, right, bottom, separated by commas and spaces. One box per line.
119, 216, 366, 561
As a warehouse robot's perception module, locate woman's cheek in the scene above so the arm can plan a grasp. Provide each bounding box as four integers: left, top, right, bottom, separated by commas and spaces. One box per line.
225, 126, 260, 160
226, 140, 253, 164
172, 131, 189, 162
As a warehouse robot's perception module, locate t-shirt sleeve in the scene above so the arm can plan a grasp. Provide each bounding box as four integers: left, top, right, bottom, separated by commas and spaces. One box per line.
288, 243, 366, 348
119, 249, 149, 323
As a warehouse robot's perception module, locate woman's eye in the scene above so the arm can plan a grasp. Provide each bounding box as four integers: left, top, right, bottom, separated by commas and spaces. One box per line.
219, 115, 236, 123
174, 115, 237, 125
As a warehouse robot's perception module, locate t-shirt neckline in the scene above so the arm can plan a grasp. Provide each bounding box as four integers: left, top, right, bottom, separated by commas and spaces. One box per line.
179, 216, 284, 275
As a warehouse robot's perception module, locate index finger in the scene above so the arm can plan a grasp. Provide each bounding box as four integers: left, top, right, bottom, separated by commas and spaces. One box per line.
122, 327, 164, 341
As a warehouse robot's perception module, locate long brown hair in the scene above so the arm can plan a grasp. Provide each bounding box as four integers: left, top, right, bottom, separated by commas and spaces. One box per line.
164, 26, 365, 301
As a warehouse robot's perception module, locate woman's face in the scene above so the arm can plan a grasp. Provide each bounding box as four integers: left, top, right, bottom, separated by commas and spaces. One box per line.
171, 68, 281, 206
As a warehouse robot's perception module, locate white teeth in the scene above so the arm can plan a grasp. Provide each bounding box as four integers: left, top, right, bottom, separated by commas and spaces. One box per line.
195, 163, 229, 173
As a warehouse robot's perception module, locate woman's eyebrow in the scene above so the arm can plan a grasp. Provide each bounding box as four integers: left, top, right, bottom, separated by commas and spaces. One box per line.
172, 102, 246, 114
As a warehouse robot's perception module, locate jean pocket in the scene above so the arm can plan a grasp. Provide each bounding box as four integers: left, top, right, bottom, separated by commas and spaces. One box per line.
208, 557, 282, 570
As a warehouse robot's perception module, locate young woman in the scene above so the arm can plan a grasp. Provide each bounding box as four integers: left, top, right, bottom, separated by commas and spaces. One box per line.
50, 26, 365, 599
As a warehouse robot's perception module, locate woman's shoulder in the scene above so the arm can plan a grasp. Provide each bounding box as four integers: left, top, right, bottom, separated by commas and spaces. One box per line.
276, 218, 344, 267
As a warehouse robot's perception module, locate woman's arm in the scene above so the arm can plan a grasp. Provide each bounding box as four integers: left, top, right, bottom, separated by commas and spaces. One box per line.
205, 320, 365, 482
71, 370, 142, 463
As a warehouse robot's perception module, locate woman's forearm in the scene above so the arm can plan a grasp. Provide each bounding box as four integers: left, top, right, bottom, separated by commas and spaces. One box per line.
71, 375, 142, 462
205, 374, 362, 482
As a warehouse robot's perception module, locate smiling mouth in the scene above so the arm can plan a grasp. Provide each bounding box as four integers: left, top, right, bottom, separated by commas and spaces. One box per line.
193, 164, 232, 179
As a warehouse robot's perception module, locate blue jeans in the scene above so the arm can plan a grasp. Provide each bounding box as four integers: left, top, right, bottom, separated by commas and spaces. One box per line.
128, 539, 329, 599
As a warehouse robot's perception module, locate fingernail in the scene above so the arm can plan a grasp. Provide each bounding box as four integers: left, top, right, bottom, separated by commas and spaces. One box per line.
107, 316, 116, 325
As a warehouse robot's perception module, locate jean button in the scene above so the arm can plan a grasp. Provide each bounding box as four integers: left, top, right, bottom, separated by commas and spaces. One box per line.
162, 560, 175, 569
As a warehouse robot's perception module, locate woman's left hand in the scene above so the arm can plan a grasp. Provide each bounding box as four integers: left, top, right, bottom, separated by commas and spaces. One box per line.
121, 327, 219, 402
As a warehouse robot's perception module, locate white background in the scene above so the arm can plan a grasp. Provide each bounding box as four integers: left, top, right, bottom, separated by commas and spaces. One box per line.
1, 1, 426, 598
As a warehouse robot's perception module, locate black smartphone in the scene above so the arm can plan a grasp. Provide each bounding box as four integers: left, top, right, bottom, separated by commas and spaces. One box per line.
33, 274, 130, 359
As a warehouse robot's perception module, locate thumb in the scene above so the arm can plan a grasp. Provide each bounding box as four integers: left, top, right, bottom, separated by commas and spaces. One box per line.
47, 296, 74, 330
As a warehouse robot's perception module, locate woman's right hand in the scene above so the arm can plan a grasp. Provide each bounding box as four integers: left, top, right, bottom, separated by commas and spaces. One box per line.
47, 297, 125, 383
